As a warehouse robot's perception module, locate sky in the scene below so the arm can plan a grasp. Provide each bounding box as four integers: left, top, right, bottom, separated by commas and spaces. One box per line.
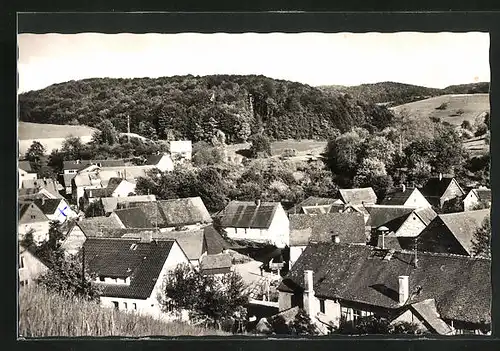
18, 32, 490, 93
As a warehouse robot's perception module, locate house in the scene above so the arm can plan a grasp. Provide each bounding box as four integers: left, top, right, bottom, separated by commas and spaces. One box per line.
110, 197, 212, 231
199, 253, 232, 276
34, 198, 76, 223
145, 153, 174, 172
170, 140, 192, 162
416, 209, 490, 256
218, 200, 290, 248
288, 213, 366, 268
63, 159, 126, 175
203, 224, 232, 255
287, 197, 344, 215
72, 172, 104, 209
376, 207, 438, 251
19, 187, 60, 201
338, 187, 377, 206
278, 243, 491, 335
18, 161, 37, 189
19, 244, 49, 287
19, 202, 50, 244
420, 174, 465, 209
82, 178, 137, 209
101, 195, 157, 214
98, 165, 156, 181
381, 185, 432, 208
21, 178, 64, 199
83, 237, 191, 321
463, 187, 492, 211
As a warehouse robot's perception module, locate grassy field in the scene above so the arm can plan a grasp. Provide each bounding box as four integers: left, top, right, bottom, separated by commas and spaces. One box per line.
226, 140, 327, 158
391, 93, 490, 126
18, 121, 96, 140
19, 286, 232, 338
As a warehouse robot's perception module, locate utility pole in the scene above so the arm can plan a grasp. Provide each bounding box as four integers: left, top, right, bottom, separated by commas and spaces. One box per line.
82, 245, 85, 287
127, 114, 131, 144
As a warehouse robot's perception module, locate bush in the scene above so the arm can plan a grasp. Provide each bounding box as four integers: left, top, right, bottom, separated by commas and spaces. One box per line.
435, 102, 448, 110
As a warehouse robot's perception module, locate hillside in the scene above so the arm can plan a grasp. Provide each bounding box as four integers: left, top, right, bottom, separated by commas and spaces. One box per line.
19, 286, 232, 337
390, 94, 490, 126
18, 75, 395, 143
319, 81, 489, 106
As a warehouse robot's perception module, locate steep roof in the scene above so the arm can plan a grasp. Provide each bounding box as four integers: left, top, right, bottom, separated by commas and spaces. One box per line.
409, 299, 453, 335
203, 225, 231, 255
438, 209, 490, 255
420, 177, 464, 202
279, 243, 491, 324
220, 201, 281, 229
381, 187, 418, 206
33, 198, 63, 214
19, 201, 49, 222
365, 205, 416, 230
473, 189, 492, 203
289, 213, 366, 246
200, 253, 232, 271
77, 216, 123, 237
157, 197, 212, 226
413, 207, 438, 226
113, 207, 153, 229
18, 160, 33, 172
63, 159, 125, 171
84, 238, 175, 299
338, 188, 377, 205
101, 195, 157, 213
287, 197, 343, 214
21, 178, 63, 196
106, 177, 124, 192
148, 229, 205, 261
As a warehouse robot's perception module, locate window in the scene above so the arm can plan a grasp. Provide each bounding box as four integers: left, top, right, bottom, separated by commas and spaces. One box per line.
353, 309, 362, 323
133, 303, 137, 310
99, 276, 105, 282
341, 307, 351, 321
30, 215, 36, 219
319, 299, 326, 314
20, 280, 28, 287
123, 302, 128, 310
112, 301, 119, 310
19, 256, 25, 269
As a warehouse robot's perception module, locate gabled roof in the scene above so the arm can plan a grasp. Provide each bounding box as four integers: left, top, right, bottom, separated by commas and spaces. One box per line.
413, 207, 438, 226
365, 205, 416, 230
289, 213, 366, 246
220, 201, 281, 229
101, 195, 157, 213
381, 187, 418, 206
147, 229, 205, 261
18, 187, 56, 201
21, 178, 63, 195
18, 160, 33, 172
63, 159, 125, 171
113, 207, 153, 229
77, 216, 123, 237
279, 243, 491, 324
203, 225, 231, 255
409, 299, 453, 335
33, 198, 63, 214
84, 238, 175, 299
471, 189, 492, 203
420, 177, 465, 201
438, 209, 490, 255
200, 253, 232, 271
338, 188, 377, 205
145, 153, 170, 166
19, 201, 49, 222
287, 197, 343, 214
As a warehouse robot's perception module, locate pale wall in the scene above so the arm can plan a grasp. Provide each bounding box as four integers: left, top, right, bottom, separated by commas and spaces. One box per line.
18, 221, 50, 244
112, 181, 136, 198
391, 309, 428, 331
463, 191, 479, 212
405, 189, 432, 208
289, 246, 306, 269
19, 250, 48, 284
60, 225, 86, 256
396, 212, 427, 238
18, 169, 37, 189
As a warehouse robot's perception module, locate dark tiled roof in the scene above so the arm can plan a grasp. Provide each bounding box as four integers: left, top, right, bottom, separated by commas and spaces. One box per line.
63, 159, 125, 171
365, 205, 415, 230
113, 207, 153, 229
148, 229, 205, 261
85, 188, 111, 198
420, 177, 463, 199
289, 213, 366, 246
19, 160, 33, 172
381, 187, 417, 206
101, 195, 157, 213
287, 197, 342, 214
200, 253, 232, 270
84, 238, 175, 299
88, 228, 159, 239
339, 188, 377, 205
203, 225, 231, 255
413, 207, 438, 226
279, 243, 491, 324
409, 299, 453, 335
77, 216, 123, 237
33, 198, 62, 214
106, 177, 124, 192
438, 209, 490, 255
157, 197, 212, 227
220, 201, 280, 229
145, 154, 164, 166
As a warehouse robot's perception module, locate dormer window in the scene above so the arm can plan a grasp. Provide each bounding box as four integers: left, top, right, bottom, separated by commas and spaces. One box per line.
130, 243, 137, 250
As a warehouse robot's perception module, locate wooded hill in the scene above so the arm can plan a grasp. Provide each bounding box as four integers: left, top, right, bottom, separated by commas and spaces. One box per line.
18, 75, 395, 143
319, 81, 490, 106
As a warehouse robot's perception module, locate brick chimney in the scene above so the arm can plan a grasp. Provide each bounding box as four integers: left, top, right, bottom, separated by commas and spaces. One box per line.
303, 270, 317, 318
398, 275, 409, 305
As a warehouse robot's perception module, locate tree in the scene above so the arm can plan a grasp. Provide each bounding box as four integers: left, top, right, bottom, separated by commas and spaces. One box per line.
441, 196, 464, 214
138, 120, 158, 141
84, 200, 106, 218
93, 120, 118, 145
61, 136, 86, 160
471, 216, 491, 258
335, 316, 391, 335
25, 141, 46, 164
248, 133, 272, 158
161, 263, 249, 330
20, 229, 36, 250
289, 309, 321, 336
37, 251, 101, 301
35, 220, 66, 263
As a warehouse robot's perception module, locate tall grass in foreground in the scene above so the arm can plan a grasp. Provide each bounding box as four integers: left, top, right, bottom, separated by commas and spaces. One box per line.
19, 286, 231, 337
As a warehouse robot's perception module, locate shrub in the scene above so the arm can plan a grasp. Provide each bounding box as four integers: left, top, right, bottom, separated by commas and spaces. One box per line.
435, 102, 448, 110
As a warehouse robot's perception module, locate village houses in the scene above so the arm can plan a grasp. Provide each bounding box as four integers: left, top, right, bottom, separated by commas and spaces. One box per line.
338, 187, 377, 206
381, 184, 432, 208
18, 160, 37, 189
278, 242, 491, 335
18, 201, 50, 244
420, 174, 465, 209
33, 198, 76, 223
463, 187, 491, 211
218, 200, 290, 248
19, 243, 49, 287
144, 153, 174, 172
287, 196, 344, 215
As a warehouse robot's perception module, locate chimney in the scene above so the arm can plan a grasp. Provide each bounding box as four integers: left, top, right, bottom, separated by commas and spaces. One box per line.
398, 275, 409, 305
401, 184, 406, 193
42, 198, 45, 206
255, 199, 261, 207
439, 173, 443, 181
303, 270, 316, 318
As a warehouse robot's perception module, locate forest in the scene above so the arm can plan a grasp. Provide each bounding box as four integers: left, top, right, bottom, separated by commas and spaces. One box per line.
19, 75, 395, 143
